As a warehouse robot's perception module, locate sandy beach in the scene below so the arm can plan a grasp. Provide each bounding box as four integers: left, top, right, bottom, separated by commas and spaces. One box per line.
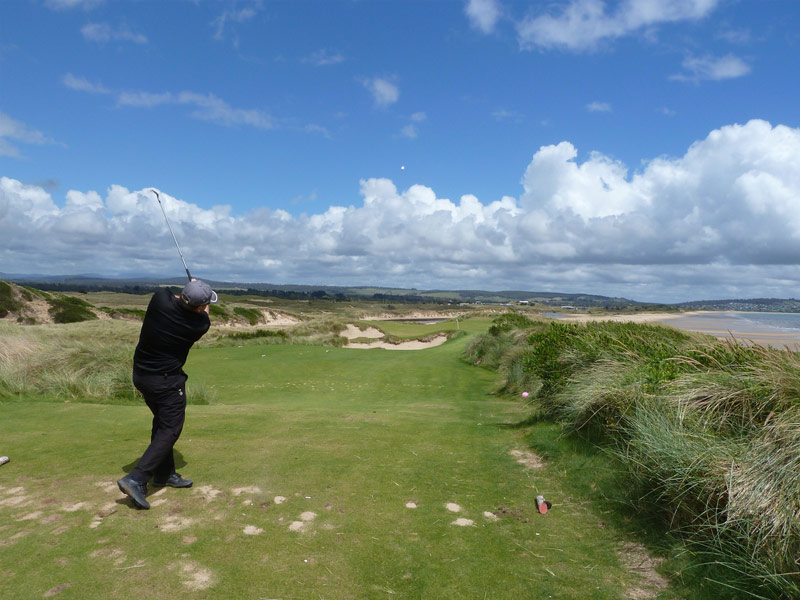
555, 311, 800, 349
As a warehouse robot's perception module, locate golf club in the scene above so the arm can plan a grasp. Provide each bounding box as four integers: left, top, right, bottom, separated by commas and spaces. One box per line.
150, 189, 192, 282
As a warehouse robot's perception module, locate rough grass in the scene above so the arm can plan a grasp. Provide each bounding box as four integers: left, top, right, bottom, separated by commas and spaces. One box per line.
0, 321, 217, 404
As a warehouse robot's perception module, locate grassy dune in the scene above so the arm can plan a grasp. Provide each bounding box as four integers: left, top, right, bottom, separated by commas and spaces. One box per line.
467, 318, 800, 599
0, 317, 665, 599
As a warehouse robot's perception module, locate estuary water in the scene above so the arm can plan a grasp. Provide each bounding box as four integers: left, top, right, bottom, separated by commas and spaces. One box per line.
663, 311, 800, 347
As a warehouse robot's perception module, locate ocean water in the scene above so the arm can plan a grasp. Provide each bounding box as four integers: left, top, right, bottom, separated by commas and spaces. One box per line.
546, 311, 800, 345
659, 312, 800, 348
723, 312, 800, 333
676, 312, 800, 334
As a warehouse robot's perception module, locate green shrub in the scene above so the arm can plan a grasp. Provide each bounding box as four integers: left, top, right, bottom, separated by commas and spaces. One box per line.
209, 304, 230, 319
47, 295, 98, 324
224, 329, 288, 341
100, 306, 146, 320
488, 312, 536, 335
24, 286, 51, 299
0, 281, 23, 317
233, 306, 261, 325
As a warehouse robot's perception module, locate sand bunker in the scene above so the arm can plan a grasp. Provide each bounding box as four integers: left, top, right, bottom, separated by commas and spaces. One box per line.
347, 334, 449, 350
340, 321, 449, 350
341, 324, 384, 339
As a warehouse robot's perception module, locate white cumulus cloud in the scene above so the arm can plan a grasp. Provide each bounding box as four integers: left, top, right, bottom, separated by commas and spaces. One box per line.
0, 112, 59, 158
45, 0, 103, 10
4, 119, 800, 302
586, 101, 612, 112
63, 76, 273, 130
362, 77, 399, 107
670, 53, 751, 82
81, 23, 148, 44
466, 0, 502, 34
517, 0, 720, 52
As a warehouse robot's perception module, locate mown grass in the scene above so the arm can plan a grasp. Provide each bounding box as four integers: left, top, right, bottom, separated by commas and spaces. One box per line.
0, 314, 677, 599
466, 317, 800, 599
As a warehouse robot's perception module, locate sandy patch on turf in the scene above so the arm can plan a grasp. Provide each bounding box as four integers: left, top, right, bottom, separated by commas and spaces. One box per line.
195, 485, 223, 502
232, 486, 262, 496
0, 530, 31, 547
160, 515, 195, 532
289, 511, 317, 532
274, 495, 287, 504
243, 525, 263, 535
43, 583, 72, 597
171, 561, 214, 591
452, 518, 474, 527
446, 503, 461, 513
0, 487, 29, 507
618, 541, 669, 599
17, 510, 43, 521
510, 448, 544, 470
90, 546, 125, 560
405, 501, 417, 509
483, 511, 499, 521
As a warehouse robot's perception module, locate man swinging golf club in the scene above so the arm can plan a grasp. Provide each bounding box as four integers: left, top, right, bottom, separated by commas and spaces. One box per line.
117, 279, 217, 509
117, 189, 217, 509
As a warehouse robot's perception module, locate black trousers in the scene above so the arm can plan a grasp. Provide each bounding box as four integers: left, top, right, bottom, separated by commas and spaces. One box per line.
130, 369, 187, 483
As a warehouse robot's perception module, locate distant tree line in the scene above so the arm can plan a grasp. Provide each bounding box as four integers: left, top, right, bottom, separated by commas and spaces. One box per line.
18, 282, 448, 304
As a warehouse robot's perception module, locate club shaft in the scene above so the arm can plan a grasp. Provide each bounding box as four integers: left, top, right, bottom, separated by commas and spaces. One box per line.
151, 190, 192, 281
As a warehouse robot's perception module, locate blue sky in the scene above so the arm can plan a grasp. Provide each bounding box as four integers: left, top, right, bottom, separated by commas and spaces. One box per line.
2, 0, 800, 302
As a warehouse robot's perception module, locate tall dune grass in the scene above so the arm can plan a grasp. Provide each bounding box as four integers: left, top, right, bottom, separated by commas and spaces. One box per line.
0, 321, 213, 404
465, 317, 800, 598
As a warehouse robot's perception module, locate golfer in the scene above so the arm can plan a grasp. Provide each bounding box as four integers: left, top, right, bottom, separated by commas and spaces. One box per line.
117, 279, 217, 509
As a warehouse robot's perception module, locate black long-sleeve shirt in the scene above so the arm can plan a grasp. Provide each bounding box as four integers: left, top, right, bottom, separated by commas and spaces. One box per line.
133, 287, 210, 374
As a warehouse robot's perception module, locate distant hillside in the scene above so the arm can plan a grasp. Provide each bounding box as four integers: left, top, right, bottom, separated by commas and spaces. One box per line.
1, 273, 657, 308
677, 298, 800, 313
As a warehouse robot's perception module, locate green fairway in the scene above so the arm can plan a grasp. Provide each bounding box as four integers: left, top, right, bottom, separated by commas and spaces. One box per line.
0, 320, 667, 599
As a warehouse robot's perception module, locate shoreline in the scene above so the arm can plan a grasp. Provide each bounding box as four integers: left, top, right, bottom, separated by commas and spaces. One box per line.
553, 310, 800, 349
